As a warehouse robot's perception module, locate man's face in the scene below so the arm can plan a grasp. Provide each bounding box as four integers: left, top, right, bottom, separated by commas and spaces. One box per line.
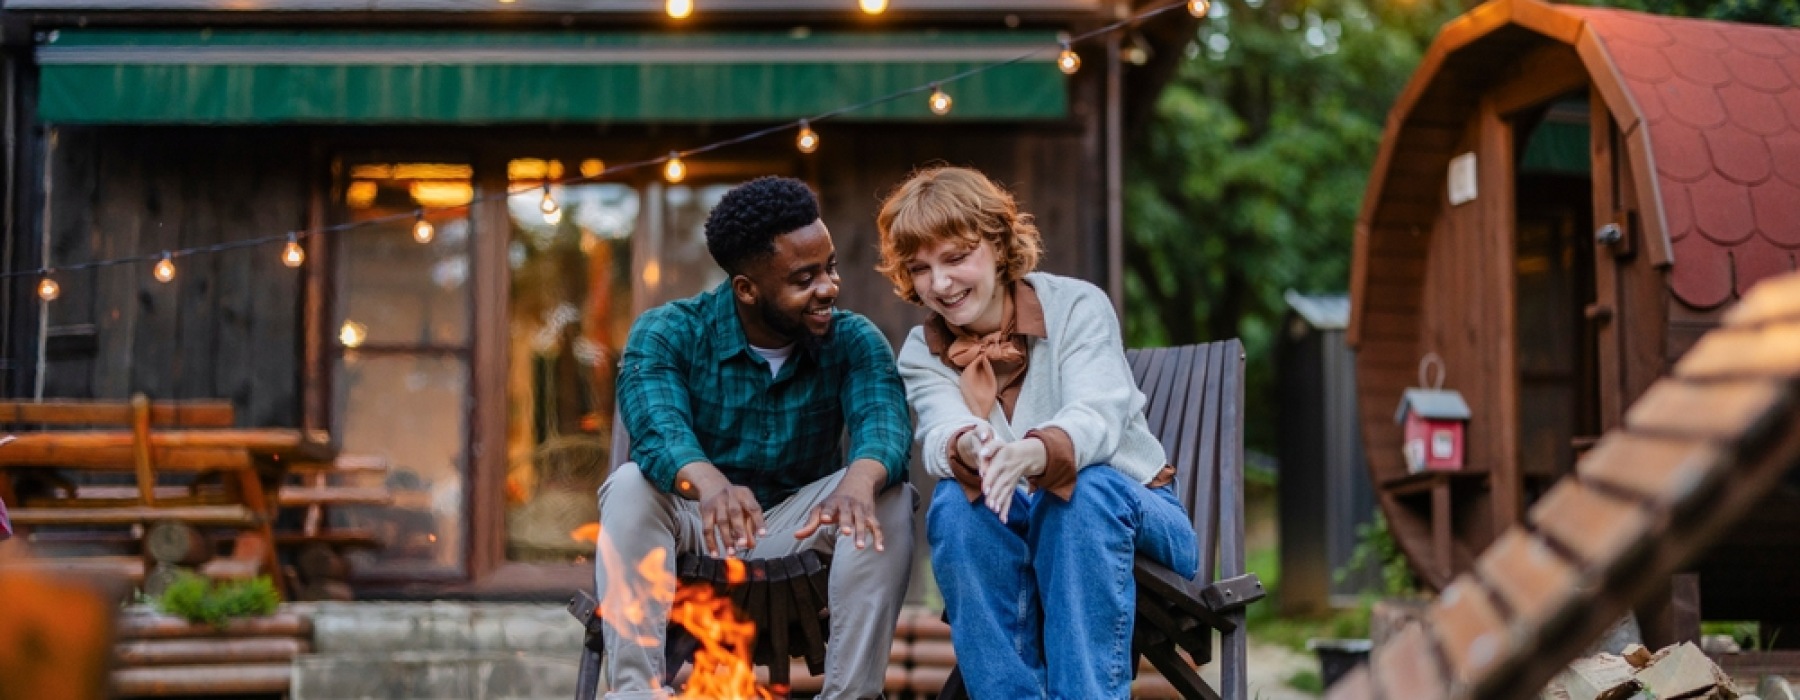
736, 219, 840, 347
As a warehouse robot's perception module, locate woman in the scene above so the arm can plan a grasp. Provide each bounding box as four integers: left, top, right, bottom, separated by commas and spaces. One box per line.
876, 166, 1199, 699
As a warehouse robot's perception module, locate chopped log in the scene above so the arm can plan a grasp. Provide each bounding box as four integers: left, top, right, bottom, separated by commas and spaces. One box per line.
142, 564, 190, 598
297, 579, 354, 601
114, 637, 309, 666
116, 612, 311, 640
111, 663, 291, 696
294, 543, 347, 582
197, 558, 259, 582
147, 523, 212, 566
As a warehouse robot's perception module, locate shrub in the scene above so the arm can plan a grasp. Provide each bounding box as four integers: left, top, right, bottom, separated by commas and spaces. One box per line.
156, 572, 280, 627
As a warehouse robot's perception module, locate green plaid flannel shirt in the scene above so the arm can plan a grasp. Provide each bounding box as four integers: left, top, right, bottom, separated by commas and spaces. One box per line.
617, 282, 911, 509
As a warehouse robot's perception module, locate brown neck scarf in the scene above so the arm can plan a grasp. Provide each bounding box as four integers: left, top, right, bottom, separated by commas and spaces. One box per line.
922, 280, 1055, 420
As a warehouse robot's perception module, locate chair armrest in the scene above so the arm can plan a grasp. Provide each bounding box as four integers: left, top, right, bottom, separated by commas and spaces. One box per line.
1133, 557, 1236, 633
1200, 573, 1266, 613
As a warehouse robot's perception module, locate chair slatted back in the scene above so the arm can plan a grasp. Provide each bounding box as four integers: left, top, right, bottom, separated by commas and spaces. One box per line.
1125, 340, 1245, 586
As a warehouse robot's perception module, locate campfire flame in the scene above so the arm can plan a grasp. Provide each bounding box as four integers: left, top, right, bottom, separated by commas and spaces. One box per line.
593, 525, 773, 699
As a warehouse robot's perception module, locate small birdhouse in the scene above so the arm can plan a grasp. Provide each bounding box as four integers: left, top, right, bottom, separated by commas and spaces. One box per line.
1394, 355, 1469, 473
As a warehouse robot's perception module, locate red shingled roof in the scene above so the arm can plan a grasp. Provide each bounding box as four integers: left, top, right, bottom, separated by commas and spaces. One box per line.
1562, 5, 1800, 309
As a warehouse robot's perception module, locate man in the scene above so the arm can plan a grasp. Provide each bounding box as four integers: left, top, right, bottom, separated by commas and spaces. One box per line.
596, 176, 915, 700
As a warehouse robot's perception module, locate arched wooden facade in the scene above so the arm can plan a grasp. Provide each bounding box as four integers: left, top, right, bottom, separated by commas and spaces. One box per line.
1349, 0, 1800, 631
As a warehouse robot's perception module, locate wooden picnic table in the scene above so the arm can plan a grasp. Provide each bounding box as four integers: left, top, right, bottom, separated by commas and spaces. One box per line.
0, 428, 335, 471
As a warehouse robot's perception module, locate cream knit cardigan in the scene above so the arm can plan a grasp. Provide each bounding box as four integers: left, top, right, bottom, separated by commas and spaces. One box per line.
897, 272, 1167, 486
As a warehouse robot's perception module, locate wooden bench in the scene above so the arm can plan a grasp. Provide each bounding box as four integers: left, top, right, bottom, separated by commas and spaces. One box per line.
0, 395, 332, 595
570, 340, 1264, 699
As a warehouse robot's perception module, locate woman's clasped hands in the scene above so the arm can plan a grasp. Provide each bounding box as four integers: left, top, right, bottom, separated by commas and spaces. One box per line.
957, 423, 1048, 522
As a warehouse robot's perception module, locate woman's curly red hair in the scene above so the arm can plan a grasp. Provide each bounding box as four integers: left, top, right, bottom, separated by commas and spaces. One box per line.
875, 166, 1043, 305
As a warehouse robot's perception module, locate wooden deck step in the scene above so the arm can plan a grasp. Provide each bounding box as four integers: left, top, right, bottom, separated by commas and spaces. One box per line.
112, 663, 291, 697
115, 637, 309, 666
8, 505, 259, 526
117, 612, 312, 640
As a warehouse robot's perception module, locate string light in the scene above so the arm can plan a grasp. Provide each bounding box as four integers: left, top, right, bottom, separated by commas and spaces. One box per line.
796, 121, 820, 154
3, 0, 1201, 285
929, 84, 953, 115
1058, 43, 1081, 74
860, 0, 887, 14
153, 253, 176, 283
282, 234, 306, 268
412, 215, 436, 244
540, 186, 562, 225
339, 320, 368, 348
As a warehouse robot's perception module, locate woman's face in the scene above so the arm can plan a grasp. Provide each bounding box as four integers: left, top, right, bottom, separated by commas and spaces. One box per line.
907, 236, 1005, 334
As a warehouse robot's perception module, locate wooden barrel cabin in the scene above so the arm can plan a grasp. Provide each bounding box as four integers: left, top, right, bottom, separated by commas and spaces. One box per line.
1349, 0, 1800, 637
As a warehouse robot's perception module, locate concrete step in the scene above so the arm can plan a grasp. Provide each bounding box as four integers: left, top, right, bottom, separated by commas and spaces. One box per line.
291, 651, 580, 700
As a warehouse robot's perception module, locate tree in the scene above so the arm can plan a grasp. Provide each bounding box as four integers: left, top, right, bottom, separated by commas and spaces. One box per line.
1123, 0, 1460, 451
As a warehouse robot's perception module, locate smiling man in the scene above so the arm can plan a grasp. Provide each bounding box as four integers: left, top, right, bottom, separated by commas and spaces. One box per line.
596, 176, 914, 700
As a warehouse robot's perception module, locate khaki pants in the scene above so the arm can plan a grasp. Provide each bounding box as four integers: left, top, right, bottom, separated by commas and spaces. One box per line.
594, 463, 917, 700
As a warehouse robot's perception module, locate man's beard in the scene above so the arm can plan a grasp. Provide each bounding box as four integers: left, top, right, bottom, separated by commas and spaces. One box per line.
757, 295, 830, 353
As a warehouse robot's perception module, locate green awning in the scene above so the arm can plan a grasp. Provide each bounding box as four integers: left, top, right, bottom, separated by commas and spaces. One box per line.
36, 29, 1069, 124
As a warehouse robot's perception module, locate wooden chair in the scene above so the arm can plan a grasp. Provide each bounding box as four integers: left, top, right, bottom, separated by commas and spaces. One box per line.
934, 340, 1265, 700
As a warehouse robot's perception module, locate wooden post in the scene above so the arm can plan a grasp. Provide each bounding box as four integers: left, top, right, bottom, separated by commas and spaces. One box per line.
130, 394, 155, 506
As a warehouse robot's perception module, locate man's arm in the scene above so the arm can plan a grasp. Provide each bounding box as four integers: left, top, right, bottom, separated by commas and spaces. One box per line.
835, 315, 912, 489
618, 311, 765, 556
616, 310, 711, 494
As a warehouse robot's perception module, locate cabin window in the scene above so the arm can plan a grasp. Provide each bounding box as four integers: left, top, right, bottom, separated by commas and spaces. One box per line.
331, 161, 477, 578
501, 157, 732, 564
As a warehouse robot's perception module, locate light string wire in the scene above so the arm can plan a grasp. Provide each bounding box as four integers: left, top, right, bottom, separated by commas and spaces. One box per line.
12, 0, 1197, 282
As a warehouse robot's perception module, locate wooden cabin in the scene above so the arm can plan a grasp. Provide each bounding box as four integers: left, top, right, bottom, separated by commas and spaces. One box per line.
0, 0, 1201, 598
1350, 0, 1800, 644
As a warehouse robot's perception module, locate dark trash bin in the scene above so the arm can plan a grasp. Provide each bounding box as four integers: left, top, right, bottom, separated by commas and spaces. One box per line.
1308, 638, 1372, 690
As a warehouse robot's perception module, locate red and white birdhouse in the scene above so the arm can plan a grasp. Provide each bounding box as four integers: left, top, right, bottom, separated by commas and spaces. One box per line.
1395, 388, 1470, 473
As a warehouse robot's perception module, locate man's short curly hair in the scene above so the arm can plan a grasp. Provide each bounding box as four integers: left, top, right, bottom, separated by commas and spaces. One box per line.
704, 176, 822, 274
875, 166, 1042, 305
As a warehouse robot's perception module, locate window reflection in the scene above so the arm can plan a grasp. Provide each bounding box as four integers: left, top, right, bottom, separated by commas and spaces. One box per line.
333, 161, 474, 577
504, 168, 638, 562
503, 169, 735, 563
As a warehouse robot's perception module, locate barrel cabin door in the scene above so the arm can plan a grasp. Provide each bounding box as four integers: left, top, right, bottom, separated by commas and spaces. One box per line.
1512, 93, 1602, 504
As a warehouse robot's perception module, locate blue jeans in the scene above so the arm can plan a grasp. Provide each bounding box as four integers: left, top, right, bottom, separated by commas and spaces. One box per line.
928, 466, 1199, 700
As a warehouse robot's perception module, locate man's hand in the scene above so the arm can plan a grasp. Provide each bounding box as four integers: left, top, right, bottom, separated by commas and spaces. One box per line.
678, 462, 766, 557
795, 459, 889, 551
980, 438, 1047, 522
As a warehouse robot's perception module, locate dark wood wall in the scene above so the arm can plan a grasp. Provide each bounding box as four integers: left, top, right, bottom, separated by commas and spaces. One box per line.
10, 114, 1106, 427
28, 127, 309, 426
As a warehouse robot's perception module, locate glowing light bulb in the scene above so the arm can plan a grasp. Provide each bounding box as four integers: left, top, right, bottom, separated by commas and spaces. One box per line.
797, 121, 820, 154
667, 0, 692, 19
860, 0, 886, 14
37, 277, 59, 301
282, 235, 306, 268
413, 217, 436, 244
664, 153, 686, 183
339, 320, 368, 348
1058, 44, 1081, 74
928, 85, 953, 115
1187, 0, 1210, 17
540, 188, 562, 225
153, 254, 176, 283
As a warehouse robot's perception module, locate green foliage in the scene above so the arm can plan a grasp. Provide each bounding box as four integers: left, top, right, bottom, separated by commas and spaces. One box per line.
1123, 0, 1461, 451
1287, 669, 1325, 693
1340, 510, 1415, 597
156, 572, 280, 627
